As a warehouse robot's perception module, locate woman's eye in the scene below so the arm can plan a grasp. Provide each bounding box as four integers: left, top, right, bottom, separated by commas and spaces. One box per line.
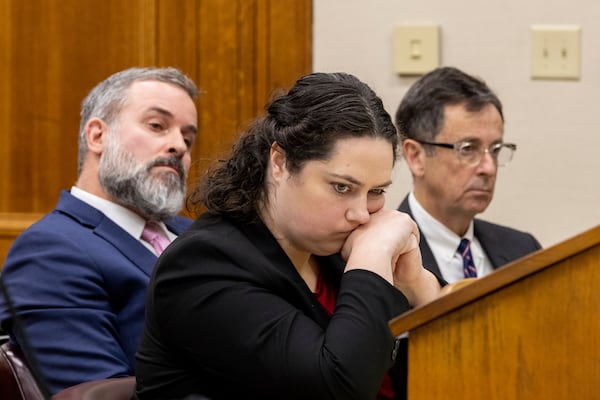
333, 183, 350, 194
370, 188, 386, 196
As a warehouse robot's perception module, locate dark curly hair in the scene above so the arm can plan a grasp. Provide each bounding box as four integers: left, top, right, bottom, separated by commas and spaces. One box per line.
189, 72, 398, 222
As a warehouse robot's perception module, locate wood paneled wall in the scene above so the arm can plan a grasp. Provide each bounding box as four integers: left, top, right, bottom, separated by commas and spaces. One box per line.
0, 213, 43, 266
0, 0, 312, 264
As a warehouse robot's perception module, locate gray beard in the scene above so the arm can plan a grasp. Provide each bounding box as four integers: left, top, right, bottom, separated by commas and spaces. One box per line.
98, 140, 187, 222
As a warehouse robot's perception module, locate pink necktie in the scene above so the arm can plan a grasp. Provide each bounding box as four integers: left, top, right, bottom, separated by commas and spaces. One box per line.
141, 222, 171, 256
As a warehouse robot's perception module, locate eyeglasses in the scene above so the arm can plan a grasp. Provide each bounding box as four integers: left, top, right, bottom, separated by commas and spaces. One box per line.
416, 139, 517, 167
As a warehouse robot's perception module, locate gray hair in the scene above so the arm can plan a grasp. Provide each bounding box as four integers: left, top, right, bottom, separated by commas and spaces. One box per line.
77, 66, 199, 175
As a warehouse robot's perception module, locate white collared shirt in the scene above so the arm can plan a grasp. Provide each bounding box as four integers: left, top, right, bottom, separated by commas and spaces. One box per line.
70, 186, 174, 253
407, 192, 494, 283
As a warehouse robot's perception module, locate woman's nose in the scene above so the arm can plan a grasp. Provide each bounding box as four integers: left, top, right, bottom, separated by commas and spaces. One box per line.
345, 198, 370, 224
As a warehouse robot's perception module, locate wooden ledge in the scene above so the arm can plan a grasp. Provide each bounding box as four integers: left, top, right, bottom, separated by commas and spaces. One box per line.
389, 224, 600, 337
0, 213, 44, 236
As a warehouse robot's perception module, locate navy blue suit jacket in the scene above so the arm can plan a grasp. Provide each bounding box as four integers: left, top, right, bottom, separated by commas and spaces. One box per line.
398, 195, 542, 276
0, 190, 192, 394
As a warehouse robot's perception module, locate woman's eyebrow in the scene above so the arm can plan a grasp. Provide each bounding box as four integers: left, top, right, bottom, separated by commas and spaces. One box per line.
329, 173, 392, 188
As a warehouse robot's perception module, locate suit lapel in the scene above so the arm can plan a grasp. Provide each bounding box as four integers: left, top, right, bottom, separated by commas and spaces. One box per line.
165, 216, 192, 236
474, 220, 509, 268
398, 195, 443, 277
56, 190, 159, 277
94, 217, 158, 277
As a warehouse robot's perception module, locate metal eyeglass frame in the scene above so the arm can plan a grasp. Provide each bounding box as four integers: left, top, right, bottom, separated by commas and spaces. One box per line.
415, 139, 517, 167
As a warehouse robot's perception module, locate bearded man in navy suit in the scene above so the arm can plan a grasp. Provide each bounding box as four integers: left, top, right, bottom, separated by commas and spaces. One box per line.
0, 67, 199, 394
395, 67, 540, 283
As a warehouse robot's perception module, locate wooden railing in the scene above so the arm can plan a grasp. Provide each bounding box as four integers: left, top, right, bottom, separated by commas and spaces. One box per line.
389, 224, 600, 399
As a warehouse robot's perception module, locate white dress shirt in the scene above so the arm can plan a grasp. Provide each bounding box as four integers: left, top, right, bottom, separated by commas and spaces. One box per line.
70, 186, 174, 253
407, 192, 494, 283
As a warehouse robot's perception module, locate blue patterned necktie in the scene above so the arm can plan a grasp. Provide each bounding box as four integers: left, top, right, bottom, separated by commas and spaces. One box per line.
458, 238, 477, 278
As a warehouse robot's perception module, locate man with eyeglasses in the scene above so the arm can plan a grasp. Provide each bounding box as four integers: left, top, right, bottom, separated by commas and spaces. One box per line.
391, 66, 542, 400
395, 66, 541, 284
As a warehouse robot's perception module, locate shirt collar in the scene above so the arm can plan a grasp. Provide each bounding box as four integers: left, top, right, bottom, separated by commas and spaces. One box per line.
408, 192, 475, 257
70, 186, 148, 239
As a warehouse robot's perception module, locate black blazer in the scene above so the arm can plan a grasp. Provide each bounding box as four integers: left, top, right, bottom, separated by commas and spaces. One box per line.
398, 195, 542, 277
135, 212, 413, 400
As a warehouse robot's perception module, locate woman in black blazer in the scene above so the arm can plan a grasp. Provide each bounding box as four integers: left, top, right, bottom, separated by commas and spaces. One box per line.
135, 72, 443, 400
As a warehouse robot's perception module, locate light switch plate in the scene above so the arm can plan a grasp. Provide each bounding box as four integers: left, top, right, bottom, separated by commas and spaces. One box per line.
530, 25, 581, 80
393, 25, 440, 76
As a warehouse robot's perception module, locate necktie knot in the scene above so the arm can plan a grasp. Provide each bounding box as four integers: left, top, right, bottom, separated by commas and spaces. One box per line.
141, 222, 170, 256
458, 238, 477, 278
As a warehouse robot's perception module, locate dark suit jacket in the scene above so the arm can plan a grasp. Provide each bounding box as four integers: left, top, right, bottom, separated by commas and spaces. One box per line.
135, 212, 412, 400
0, 190, 191, 394
398, 195, 542, 276
393, 195, 542, 400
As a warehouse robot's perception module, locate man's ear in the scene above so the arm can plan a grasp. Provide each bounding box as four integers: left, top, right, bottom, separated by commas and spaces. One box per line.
402, 139, 426, 177
269, 142, 287, 180
84, 117, 108, 155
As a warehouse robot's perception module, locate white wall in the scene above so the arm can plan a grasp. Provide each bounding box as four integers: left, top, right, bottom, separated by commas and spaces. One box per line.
314, 0, 600, 247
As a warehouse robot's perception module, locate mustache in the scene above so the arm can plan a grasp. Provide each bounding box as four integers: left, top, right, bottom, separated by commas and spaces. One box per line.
148, 155, 186, 179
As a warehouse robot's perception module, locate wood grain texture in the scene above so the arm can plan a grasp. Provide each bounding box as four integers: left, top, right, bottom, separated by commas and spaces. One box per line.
390, 225, 600, 399
0, 213, 43, 267
0, 0, 312, 254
